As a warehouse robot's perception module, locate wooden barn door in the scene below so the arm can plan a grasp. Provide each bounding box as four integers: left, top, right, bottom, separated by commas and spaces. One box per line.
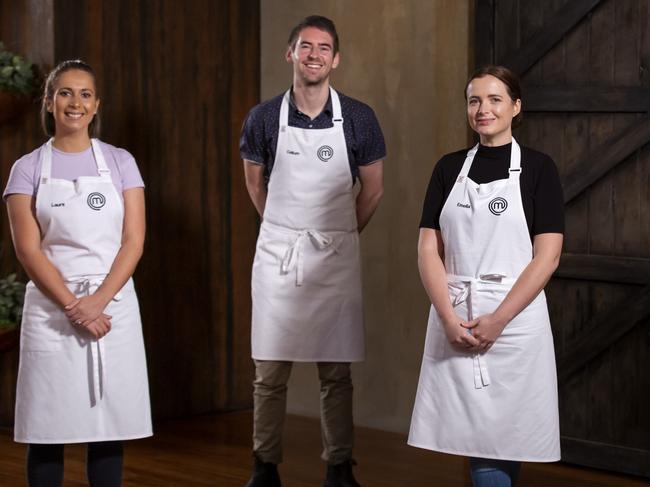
475, 0, 650, 477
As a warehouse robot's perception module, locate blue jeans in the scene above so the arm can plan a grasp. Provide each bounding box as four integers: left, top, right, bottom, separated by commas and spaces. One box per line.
469, 457, 521, 487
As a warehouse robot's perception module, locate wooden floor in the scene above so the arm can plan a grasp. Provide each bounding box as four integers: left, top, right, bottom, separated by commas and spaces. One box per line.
0, 412, 648, 486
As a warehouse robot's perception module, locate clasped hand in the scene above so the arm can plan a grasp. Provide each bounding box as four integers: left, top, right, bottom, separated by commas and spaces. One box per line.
443, 313, 507, 353
65, 294, 112, 339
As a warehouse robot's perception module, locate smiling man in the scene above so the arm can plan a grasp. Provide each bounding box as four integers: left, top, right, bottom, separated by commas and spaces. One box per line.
240, 15, 385, 487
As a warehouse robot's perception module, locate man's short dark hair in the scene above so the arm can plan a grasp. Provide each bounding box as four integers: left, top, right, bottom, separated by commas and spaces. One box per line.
288, 15, 339, 54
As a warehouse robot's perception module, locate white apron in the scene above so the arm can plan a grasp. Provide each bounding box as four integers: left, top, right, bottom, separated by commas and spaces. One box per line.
408, 139, 560, 461
251, 88, 364, 362
14, 139, 152, 444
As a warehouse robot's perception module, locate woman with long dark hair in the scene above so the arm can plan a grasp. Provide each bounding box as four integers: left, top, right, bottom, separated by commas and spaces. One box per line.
408, 65, 564, 486
4, 60, 151, 486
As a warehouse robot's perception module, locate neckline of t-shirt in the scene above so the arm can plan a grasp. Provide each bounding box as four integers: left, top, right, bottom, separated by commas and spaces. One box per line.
52, 145, 93, 157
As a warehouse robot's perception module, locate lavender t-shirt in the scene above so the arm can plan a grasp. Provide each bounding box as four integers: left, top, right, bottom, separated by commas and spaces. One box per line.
3, 140, 144, 200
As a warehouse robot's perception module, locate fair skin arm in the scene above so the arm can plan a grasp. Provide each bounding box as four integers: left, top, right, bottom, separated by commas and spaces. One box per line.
6, 194, 111, 338
356, 161, 384, 232
462, 232, 563, 352
243, 161, 267, 217
64, 188, 145, 325
418, 228, 480, 350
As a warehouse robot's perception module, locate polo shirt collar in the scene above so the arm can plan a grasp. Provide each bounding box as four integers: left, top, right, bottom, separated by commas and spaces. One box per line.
288, 86, 333, 118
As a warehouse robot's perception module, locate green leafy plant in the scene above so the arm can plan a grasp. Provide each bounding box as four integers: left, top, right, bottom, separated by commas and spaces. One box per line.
0, 42, 38, 95
0, 273, 25, 329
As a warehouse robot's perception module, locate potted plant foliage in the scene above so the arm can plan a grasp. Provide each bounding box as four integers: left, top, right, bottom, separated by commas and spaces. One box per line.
0, 42, 39, 124
0, 273, 25, 352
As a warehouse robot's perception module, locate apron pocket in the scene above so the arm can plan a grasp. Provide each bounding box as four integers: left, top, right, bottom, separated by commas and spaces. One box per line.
20, 285, 67, 352
255, 228, 287, 266
423, 308, 448, 360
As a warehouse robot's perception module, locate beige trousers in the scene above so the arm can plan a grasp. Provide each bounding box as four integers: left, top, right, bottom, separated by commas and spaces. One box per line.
252, 360, 353, 465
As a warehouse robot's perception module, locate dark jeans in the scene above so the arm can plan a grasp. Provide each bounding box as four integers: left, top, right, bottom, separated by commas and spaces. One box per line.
27, 441, 123, 487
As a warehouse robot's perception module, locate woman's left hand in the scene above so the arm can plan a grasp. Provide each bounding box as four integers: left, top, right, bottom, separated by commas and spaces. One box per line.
65, 294, 111, 327
461, 313, 508, 353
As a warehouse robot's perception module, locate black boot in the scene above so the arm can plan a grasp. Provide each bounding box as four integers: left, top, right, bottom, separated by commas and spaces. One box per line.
324, 459, 360, 487
244, 455, 281, 487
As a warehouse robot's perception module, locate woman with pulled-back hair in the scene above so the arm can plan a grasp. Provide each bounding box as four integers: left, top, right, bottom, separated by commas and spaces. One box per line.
4, 60, 151, 486
408, 65, 564, 486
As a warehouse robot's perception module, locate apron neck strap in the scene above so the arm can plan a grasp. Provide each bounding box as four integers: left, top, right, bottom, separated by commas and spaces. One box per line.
279, 89, 291, 131
279, 87, 344, 130
40, 139, 54, 183
329, 87, 343, 124
458, 144, 479, 178
90, 139, 111, 174
508, 138, 522, 180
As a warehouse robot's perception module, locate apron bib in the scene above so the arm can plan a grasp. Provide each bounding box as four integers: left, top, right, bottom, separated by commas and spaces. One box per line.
408, 139, 560, 461
14, 139, 152, 443
251, 88, 364, 362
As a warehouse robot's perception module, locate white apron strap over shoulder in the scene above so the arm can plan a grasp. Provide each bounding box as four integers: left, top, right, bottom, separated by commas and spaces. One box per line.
90, 138, 112, 176
40, 139, 54, 184
508, 138, 522, 178
456, 144, 478, 183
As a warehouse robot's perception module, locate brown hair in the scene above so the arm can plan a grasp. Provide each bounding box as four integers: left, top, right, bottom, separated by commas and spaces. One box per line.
288, 15, 339, 54
466, 65, 522, 126
41, 60, 100, 137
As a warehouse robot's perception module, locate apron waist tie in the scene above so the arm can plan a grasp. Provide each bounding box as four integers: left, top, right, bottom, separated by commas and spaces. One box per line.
473, 354, 491, 389
67, 276, 121, 404
69, 277, 123, 302
448, 273, 513, 307
90, 338, 106, 404
447, 273, 517, 390
280, 229, 334, 286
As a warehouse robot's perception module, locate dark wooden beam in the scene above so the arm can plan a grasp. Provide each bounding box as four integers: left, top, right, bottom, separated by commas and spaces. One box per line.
561, 437, 650, 478
557, 284, 650, 383
525, 87, 650, 113
562, 119, 650, 203
474, 0, 495, 68
500, 0, 602, 75
555, 253, 650, 284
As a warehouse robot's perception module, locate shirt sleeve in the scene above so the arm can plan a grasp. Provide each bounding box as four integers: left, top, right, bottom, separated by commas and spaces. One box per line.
239, 105, 268, 165
419, 157, 447, 229
3, 152, 39, 201
355, 105, 386, 166
113, 148, 145, 190
532, 154, 564, 235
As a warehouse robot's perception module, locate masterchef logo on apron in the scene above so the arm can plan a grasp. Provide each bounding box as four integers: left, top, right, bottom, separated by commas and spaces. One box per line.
488, 196, 508, 215
87, 192, 106, 210
317, 145, 334, 162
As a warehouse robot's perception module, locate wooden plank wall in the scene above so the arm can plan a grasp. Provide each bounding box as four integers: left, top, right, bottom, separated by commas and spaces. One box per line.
0, 0, 259, 424
476, 0, 650, 477
0, 0, 55, 427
